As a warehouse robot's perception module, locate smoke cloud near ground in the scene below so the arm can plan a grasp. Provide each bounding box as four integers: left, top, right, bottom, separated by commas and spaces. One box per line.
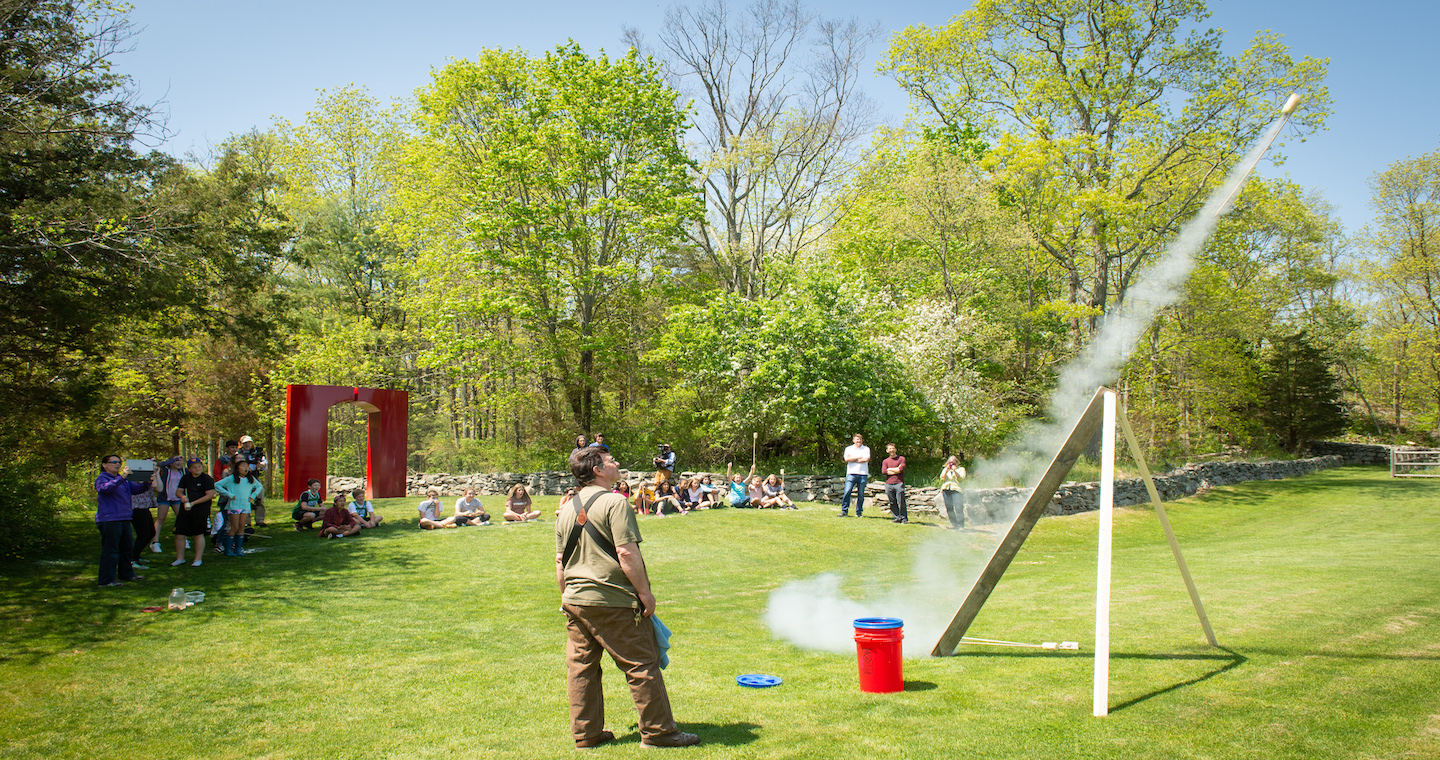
763, 117, 1289, 656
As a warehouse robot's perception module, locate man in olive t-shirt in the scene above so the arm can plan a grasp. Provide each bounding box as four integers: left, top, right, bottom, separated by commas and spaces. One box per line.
555, 447, 699, 750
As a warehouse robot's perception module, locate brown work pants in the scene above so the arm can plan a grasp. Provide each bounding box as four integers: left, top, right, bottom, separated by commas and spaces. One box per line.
562, 603, 678, 744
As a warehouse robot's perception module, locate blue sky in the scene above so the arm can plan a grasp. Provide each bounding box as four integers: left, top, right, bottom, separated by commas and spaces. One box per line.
112, 0, 1439, 235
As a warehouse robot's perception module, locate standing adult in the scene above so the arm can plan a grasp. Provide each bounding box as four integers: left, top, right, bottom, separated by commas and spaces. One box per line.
939, 456, 967, 530
652, 443, 676, 486
95, 455, 149, 587
237, 435, 268, 526
151, 456, 185, 552
174, 458, 215, 566
571, 435, 588, 460
589, 433, 610, 451
881, 443, 908, 524
837, 433, 871, 518
555, 447, 700, 749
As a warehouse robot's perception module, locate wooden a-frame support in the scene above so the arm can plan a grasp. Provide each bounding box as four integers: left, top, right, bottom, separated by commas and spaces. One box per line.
931, 387, 1217, 658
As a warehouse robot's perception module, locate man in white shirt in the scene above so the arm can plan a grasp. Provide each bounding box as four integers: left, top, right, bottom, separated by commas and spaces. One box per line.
838, 433, 870, 517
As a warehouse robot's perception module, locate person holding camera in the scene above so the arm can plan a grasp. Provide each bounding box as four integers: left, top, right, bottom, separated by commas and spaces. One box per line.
95, 455, 150, 587
652, 444, 676, 486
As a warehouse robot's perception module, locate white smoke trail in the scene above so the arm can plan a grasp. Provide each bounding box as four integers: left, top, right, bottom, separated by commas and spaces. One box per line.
975, 116, 1288, 490
764, 116, 1288, 655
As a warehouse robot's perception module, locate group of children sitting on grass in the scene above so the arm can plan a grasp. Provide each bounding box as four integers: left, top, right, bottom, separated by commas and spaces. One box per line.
291, 468, 798, 531
609, 464, 797, 515
411, 484, 542, 529
292, 479, 385, 538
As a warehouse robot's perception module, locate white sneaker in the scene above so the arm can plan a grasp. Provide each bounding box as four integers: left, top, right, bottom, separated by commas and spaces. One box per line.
150, 542, 162, 553
185, 539, 192, 549
191, 560, 202, 567
170, 559, 185, 567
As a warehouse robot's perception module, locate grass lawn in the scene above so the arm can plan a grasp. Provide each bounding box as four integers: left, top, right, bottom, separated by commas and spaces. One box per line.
1, 466, 1437, 759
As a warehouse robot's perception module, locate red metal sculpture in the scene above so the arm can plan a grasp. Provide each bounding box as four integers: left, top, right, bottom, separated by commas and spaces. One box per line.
283, 385, 409, 501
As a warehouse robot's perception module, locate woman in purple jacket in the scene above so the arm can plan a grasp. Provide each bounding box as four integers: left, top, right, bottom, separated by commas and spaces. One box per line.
95, 455, 151, 587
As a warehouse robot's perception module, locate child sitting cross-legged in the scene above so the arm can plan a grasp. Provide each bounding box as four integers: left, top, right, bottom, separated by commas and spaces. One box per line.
349, 487, 384, 528
319, 493, 361, 539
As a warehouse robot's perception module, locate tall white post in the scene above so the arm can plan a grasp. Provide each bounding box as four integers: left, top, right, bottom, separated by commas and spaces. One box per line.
1093, 389, 1117, 717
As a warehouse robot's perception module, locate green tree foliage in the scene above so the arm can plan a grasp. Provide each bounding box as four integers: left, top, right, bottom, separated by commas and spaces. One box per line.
882, 0, 1330, 342
402, 44, 699, 437
650, 283, 932, 462
0, 0, 170, 450
1122, 179, 1351, 454
1258, 331, 1347, 452
1361, 148, 1440, 437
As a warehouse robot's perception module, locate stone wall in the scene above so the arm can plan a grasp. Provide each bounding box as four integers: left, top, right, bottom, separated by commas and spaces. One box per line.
1302, 440, 1403, 466
329, 445, 1375, 524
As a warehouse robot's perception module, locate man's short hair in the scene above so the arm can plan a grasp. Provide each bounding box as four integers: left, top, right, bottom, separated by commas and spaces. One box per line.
225, 440, 238, 448
570, 446, 608, 485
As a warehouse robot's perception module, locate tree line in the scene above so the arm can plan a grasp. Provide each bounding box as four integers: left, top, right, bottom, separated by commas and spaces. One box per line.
2, 0, 1436, 555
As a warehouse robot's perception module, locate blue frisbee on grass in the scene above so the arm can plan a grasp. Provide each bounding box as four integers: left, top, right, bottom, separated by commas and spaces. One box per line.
736, 674, 783, 688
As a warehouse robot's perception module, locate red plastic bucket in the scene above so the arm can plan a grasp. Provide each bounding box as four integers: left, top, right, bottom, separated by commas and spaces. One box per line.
853, 617, 904, 693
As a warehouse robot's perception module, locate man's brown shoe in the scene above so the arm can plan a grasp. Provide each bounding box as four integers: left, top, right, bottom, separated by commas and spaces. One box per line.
576, 730, 615, 749
640, 731, 701, 748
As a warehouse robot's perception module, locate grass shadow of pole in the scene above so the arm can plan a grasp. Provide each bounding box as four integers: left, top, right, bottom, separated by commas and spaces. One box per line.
1107, 647, 1248, 714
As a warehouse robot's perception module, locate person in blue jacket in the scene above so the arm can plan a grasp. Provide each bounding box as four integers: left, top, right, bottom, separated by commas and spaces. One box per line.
95, 455, 151, 587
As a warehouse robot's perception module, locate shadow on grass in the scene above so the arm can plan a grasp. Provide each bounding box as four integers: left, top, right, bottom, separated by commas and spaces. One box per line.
611, 722, 761, 747
0, 509, 430, 665
1108, 648, 1248, 713
904, 680, 938, 691
948, 648, 1249, 714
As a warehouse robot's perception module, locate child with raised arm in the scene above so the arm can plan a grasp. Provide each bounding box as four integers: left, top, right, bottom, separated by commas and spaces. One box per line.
726, 462, 756, 507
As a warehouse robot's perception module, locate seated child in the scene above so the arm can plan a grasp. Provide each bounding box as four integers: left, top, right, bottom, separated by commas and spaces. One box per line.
748, 476, 773, 508
726, 462, 756, 507
698, 475, 720, 507
348, 487, 383, 528
633, 480, 656, 515
293, 478, 324, 529
503, 484, 541, 522
677, 478, 702, 511
653, 480, 685, 515
319, 493, 361, 539
417, 488, 457, 529
763, 473, 797, 508
613, 481, 634, 509
453, 488, 491, 526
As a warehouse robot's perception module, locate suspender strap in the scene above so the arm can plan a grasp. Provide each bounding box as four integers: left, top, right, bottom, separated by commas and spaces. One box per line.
561, 489, 644, 613
561, 491, 616, 567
